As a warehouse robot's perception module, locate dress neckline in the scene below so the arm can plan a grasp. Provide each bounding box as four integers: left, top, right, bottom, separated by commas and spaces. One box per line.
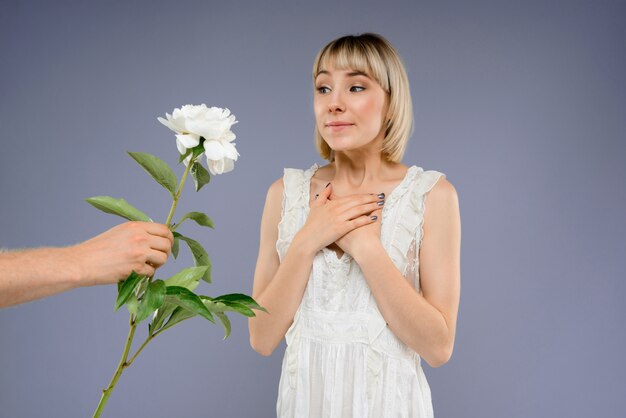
303, 163, 419, 264
305, 163, 418, 211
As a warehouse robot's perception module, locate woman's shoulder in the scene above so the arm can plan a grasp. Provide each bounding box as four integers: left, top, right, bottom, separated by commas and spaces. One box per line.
405, 164, 452, 191
279, 163, 322, 178
266, 163, 319, 198
411, 166, 458, 211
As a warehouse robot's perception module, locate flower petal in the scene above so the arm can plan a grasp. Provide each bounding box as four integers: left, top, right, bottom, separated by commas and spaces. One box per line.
221, 157, 235, 173
175, 137, 187, 155
207, 156, 235, 175
203, 139, 226, 161
219, 130, 236, 142
158, 115, 183, 133
176, 134, 200, 149
221, 141, 240, 161
206, 158, 222, 175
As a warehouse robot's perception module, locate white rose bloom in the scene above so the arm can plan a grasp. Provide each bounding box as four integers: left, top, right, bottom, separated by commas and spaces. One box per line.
158, 104, 240, 173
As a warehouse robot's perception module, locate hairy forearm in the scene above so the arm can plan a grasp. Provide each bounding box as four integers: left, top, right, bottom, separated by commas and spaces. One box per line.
354, 241, 453, 367
0, 246, 83, 308
249, 236, 316, 356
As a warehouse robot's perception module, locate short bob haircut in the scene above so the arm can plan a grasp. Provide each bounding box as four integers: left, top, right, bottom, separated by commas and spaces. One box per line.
312, 33, 413, 163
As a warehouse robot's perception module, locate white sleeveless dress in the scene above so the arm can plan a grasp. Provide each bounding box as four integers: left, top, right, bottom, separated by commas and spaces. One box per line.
275, 163, 446, 418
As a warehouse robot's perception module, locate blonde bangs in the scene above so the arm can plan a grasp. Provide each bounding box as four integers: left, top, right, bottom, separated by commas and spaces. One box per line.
313, 39, 390, 93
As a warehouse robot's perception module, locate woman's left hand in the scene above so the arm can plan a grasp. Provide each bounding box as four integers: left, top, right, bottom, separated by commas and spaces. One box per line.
330, 193, 383, 258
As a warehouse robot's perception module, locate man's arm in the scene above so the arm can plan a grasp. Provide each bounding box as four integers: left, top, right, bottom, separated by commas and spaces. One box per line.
0, 222, 173, 308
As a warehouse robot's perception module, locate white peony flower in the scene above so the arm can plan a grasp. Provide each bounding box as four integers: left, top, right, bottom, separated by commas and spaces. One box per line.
158, 104, 240, 174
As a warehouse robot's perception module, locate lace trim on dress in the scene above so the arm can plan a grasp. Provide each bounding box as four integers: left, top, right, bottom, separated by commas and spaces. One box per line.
381, 165, 421, 216
386, 169, 446, 278
275, 163, 319, 262
416, 171, 447, 251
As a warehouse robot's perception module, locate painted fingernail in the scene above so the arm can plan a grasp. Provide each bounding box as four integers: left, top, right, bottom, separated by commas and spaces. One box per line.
370, 215, 378, 220
377, 193, 385, 199
325, 182, 331, 188
377, 200, 385, 206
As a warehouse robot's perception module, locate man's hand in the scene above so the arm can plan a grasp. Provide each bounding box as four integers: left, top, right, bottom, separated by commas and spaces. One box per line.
71, 222, 174, 286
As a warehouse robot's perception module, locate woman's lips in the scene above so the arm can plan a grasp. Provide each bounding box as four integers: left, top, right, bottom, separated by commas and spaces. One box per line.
325, 122, 354, 131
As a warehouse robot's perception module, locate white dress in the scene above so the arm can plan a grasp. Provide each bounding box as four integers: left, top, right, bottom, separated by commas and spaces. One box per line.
275, 163, 446, 418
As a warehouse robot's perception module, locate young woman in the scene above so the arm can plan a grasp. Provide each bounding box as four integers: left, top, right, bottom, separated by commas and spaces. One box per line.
249, 33, 461, 418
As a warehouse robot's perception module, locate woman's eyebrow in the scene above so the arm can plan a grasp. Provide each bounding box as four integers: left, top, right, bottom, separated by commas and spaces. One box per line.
315, 70, 332, 80
346, 70, 370, 79
315, 70, 371, 79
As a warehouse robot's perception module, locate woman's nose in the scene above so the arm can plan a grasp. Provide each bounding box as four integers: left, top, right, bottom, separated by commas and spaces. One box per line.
328, 91, 345, 113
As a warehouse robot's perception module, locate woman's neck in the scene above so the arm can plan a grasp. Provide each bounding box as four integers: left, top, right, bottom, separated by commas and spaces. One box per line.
330, 153, 389, 189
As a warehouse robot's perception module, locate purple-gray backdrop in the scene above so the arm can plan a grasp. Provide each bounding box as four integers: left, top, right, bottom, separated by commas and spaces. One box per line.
1, 0, 625, 417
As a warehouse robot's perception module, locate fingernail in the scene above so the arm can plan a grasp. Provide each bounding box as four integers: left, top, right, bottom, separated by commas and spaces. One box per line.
325, 182, 331, 188
370, 215, 378, 221
377, 193, 385, 199
377, 200, 385, 206
315, 194, 319, 199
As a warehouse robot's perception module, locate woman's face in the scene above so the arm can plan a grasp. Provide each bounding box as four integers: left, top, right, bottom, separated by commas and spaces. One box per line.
314, 64, 388, 155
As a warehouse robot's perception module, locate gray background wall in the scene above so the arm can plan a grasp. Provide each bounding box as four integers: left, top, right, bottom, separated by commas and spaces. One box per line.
1, 0, 625, 417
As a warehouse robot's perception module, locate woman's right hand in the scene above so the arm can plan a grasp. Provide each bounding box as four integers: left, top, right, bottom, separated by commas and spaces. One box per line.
295, 183, 384, 255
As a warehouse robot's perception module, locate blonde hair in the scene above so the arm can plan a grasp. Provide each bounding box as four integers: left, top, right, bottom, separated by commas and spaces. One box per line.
312, 33, 413, 163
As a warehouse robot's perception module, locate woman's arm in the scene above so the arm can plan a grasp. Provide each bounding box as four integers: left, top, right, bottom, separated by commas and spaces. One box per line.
353, 178, 461, 367
248, 179, 318, 356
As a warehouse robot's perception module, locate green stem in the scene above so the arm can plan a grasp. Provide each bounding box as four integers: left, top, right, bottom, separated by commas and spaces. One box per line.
92, 317, 137, 418
126, 329, 162, 367
165, 158, 194, 228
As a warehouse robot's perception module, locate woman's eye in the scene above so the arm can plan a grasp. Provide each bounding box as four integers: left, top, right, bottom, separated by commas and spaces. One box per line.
350, 86, 365, 92
317, 86, 330, 94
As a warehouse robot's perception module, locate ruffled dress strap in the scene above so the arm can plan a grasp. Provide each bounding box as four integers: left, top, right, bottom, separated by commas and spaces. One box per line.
385, 167, 446, 277
275, 163, 319, 262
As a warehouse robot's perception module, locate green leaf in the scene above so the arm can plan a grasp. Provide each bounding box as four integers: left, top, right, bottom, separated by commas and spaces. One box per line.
192, 143, 205, 158
164, 266, 208, 291
178, 145, 204, 164
190, 162, 211, 192
115, 271, 143, 311
201, 297, 225, 312
178, 148, 192, 164
173, 232, 212, 283
215, 312, 231, 339
214, 293, 268, 314
149, 302, 176, 335
85, 196, 152, 222
201, 298, 232, 339
164, 286, 215, 323
136, 280, 166, 323
222, 301, 256, 317
171, 236, 179, 259
177, 211, 214, 229
128, 152, 178, 197
203, 296, 255, 317
159, 306, 197, 332
126, 293, 139, 316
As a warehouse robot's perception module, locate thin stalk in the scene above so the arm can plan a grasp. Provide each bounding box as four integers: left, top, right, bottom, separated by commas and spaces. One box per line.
165, 158, 194, 228
126, 336, 153, 368
92, 317, 137, 418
